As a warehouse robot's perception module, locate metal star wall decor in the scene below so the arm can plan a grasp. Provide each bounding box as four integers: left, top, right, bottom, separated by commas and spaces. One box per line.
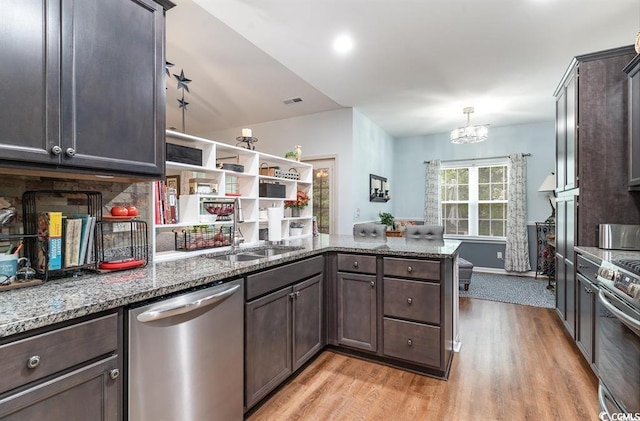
165, 61, 174, 77
170, 68, 193, 133
173, 70, 191, 93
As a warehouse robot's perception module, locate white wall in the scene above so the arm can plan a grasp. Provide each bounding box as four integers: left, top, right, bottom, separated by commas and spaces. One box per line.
205, 108, 356, 234
392, 121, 556, 223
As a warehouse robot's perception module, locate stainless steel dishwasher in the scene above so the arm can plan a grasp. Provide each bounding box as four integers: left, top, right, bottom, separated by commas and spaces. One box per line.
128, 278, 243, 421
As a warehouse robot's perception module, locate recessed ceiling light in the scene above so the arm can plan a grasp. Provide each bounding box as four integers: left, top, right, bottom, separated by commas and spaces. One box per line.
333, 34, 354, 54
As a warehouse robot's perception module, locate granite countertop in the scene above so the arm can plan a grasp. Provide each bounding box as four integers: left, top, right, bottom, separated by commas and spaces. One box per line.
0, 234, 460, 338
574, 246, 640, 264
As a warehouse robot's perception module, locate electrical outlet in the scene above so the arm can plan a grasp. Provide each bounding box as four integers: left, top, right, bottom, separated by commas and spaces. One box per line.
497, 251, 503, 259
355, 207, 360, 219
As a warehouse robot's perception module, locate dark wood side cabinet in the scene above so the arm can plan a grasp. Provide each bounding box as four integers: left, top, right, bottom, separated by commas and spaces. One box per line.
0, 311, 122, 420
575, 252, 600, 372
624, 54, 640, 190
336, 254, 378, 352
0, 0, 173, 179
554, 46, 640, 332
244, 257, 324, 411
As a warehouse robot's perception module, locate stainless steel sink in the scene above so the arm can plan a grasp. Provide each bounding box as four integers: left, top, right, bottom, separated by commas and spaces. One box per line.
244, 247, 297, 257
207, 253, 263, 262
204, 246, 303, 262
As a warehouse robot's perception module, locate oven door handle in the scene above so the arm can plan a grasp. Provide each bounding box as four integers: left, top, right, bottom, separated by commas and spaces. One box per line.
598, 385, 613, 421
598, 289, 640, 332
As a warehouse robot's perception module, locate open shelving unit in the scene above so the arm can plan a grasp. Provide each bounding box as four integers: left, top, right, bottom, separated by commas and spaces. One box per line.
153, 130, 313, 261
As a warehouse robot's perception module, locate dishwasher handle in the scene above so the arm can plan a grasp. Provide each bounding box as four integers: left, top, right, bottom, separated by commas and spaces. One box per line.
137, 284, 240, 323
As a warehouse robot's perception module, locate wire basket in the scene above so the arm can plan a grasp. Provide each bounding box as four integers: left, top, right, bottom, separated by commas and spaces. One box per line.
95, 220, 148, 271
174, 225, 232, 251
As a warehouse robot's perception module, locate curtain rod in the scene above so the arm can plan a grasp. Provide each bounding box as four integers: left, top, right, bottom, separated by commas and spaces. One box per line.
424, 153, 531, 164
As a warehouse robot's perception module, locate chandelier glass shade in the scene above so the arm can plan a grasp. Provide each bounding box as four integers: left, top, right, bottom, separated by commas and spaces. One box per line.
450, 107, 488, 144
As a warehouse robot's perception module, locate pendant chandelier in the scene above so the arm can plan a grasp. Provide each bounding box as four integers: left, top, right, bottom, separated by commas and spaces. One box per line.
450, 107, 488, 144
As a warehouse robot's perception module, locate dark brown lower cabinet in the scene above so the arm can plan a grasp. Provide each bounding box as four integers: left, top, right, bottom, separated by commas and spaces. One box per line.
0, 311, 122, 420
575, 252, 600, 372
245, 274, 322, 410
336, 272, 377, 352
0, 356, 119, 420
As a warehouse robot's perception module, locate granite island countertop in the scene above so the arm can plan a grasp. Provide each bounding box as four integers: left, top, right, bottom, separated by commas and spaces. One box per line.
574, 246, 640, 264
0, 234, 460, 338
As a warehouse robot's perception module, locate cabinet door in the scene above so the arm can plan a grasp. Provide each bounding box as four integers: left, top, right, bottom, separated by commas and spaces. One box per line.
576, 274, 595, 364
0, 356, 120, 421
0, 0, 61, 165
556, 82, 567, 192
337, 272, 377, 352
565, 72, 577, 190
555, 254, 566, 319
245, 287, 292, 408
628, 58, 640, 189
565, 259, 576, 337
292, 274, 323, 371
60, 0, 165, 176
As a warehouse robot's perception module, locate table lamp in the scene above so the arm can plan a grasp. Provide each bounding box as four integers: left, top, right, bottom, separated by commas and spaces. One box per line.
538, 173, 556, 222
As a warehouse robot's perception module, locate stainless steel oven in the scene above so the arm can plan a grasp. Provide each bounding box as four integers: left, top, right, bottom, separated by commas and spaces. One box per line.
596, 259, 640, 420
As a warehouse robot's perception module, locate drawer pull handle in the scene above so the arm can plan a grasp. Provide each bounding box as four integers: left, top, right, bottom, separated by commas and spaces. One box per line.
353, 261, 359, 268
407, 339, 413, 347
26, 355, 40, 369
407, 297, 413, 305
407, 266, 413, 273
578, 264, 587, 269
370, 281, 375, 287
109, 369, 120, 380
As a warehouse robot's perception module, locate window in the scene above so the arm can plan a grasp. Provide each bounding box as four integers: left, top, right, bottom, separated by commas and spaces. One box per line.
441, 160, 508, 238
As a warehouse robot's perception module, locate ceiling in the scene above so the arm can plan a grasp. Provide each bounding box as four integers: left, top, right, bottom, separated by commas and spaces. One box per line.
165, 0, 639, 139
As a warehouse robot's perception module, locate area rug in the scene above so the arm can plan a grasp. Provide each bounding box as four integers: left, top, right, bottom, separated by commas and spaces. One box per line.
459, 272, 555, 308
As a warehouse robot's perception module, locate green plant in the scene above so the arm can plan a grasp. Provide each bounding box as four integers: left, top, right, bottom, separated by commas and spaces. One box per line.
284, 151, 297, 159
379, 212, 394, 227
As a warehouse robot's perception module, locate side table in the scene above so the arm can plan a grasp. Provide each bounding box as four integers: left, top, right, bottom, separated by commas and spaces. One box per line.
535, 221, 555, 289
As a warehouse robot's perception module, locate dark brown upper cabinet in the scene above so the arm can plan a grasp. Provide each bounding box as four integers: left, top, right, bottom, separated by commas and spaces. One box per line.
0, 0, 173, 179
624, 54, 640, 191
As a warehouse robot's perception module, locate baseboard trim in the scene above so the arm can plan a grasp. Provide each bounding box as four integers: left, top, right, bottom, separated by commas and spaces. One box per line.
473, 266, 538, 278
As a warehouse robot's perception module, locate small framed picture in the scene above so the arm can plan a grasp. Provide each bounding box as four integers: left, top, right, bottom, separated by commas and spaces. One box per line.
166, 175, 180, 194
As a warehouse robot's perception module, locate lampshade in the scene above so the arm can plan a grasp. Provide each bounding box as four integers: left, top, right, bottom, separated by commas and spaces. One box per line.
538, 173, 556, 192
450, 107, 488, 144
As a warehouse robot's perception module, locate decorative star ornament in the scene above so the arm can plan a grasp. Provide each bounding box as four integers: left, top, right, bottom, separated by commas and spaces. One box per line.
177, 98, 189, 110
173, 70, 191, 93
165, 61, 174, 77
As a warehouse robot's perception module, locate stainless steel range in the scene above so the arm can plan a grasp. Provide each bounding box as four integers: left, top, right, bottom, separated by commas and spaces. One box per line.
596, 258, 640, 420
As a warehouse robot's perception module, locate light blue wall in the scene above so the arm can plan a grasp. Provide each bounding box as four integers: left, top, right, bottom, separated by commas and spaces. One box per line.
352, 109, 395, 224
392, 121, 556, 223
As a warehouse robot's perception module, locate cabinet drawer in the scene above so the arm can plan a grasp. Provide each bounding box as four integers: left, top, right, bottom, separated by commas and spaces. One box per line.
384, 257, 440, 281
576, 253, 599, 283
247, 255, 324, 300
383, 318, 440, 367
0, 313, 118, 394
383, 278, 440, 324
337, 254, 377, 275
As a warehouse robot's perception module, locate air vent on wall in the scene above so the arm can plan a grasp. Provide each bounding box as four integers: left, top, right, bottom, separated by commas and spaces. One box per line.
283, 97, 303, 105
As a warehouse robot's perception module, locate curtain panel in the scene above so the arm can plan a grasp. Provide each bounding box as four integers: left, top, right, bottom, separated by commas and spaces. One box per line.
424, 160, 441, 225
504, 153, 531, 272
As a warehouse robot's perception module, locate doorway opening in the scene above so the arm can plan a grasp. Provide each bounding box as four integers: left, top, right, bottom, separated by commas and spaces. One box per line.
304, 157, 336, 235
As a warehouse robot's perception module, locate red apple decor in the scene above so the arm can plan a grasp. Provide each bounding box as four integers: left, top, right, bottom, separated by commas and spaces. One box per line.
110, 206, 129, 217
126, 206, 138, 217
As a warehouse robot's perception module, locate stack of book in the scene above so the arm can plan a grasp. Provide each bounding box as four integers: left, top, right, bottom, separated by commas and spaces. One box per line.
37, 212, 96, 272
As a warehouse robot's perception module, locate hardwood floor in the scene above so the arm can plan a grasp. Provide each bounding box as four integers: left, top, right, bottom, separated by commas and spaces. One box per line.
246, 298, 599, 421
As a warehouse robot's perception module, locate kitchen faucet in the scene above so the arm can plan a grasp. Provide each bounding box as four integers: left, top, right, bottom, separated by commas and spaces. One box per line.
232, 198, 244, 249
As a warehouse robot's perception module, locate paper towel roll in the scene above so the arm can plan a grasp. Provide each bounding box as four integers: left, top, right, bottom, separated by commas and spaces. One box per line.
267, 207, 283, 242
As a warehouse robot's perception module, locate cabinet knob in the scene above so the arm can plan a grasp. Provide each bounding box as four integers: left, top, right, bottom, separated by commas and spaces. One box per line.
109, 368, 120, 380
26, 355, 40, 369
578, 264, 587, 269
407, 266, 413, 273
584, 287, 593, 294
407, 339, 413, 347
65, 147, 76, 157
295, 291, 300, 298
50, 145, 62, 156
407, 297, 413, 305
289, 292, 295, 299
370, 280, 375, 287
353, 261, 359, 268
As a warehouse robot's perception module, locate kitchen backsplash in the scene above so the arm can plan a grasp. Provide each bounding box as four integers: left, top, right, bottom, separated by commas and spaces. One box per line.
0, 175, 151, 235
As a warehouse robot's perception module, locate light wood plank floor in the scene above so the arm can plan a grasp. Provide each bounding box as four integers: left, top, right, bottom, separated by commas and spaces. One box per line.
247, 297, 599, 421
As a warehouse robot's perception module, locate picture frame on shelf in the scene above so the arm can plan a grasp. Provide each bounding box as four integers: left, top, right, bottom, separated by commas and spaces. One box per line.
166, 175, 180, 195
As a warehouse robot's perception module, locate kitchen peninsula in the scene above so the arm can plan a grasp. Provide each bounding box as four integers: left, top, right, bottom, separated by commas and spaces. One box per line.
0, 234, 459, 418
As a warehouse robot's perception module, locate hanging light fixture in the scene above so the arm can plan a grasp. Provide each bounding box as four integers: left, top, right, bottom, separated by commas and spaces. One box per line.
450, 107, 489, 144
